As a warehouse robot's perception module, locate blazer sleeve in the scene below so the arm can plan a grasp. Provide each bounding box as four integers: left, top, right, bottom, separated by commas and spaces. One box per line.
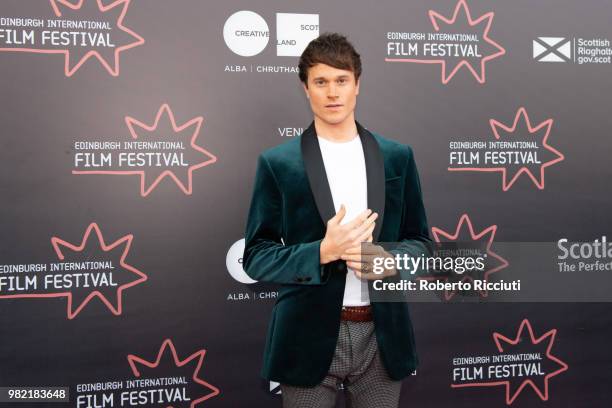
391, 146, 433, 279
242, 154, 331, 285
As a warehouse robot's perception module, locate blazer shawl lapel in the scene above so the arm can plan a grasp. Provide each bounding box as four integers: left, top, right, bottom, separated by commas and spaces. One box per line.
300, 121, 386, 242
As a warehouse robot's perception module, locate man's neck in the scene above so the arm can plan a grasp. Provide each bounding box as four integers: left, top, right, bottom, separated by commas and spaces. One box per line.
314, 115, 358, 143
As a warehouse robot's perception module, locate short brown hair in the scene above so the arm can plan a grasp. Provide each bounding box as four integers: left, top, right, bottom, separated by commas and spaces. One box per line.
298, 33, 362, 85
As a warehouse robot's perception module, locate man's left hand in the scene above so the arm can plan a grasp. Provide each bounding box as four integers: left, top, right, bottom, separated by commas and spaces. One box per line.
341, 241, 397, 280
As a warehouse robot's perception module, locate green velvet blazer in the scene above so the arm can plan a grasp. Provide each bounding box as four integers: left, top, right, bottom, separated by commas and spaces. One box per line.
243, 121, 431, 387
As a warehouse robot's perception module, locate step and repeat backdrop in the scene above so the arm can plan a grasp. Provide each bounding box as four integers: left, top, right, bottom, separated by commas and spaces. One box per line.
1, 0, 611, 407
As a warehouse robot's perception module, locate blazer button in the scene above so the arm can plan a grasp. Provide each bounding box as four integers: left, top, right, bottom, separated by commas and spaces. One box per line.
304, 277, 312, 282
295, 277, 304, 283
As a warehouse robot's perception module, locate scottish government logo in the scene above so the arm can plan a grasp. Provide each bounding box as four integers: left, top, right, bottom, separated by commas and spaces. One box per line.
533, 36, 612, 64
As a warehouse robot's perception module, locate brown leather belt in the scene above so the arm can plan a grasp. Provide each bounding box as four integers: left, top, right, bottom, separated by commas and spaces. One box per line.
341, 305, 373, 322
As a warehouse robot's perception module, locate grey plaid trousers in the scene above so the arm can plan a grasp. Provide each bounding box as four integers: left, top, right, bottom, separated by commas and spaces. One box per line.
280, 320, 402, 408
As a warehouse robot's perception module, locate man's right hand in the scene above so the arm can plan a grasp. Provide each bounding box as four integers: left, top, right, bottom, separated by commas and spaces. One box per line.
320, 205, 378, 265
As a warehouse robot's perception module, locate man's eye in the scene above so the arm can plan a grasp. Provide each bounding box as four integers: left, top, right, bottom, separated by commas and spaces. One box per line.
315, 80, 325, 86
338, 79, 347, 84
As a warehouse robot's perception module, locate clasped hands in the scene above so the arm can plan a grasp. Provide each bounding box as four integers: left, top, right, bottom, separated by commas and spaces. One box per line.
320, 204, 396, 280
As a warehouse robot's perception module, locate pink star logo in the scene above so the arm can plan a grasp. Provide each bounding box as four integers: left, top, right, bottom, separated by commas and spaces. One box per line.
385, 0, 505, 84
50, 0, 144, 76
127, 339, 221, 407
0, 0, 144, 76
449, 107, 565, 190
72, 104, 217, 197
0, 223, 147, 319
452, 319, 569, 405
426, 214, 508, 300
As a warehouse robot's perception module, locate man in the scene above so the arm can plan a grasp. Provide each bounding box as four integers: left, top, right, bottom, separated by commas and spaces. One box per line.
243, 33, 431, 407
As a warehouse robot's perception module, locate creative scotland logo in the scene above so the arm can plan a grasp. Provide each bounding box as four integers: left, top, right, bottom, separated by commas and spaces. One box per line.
223, 10, 318, 57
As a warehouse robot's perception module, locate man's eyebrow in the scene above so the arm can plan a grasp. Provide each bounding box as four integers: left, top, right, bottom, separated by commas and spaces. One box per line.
312, 75, 350, 81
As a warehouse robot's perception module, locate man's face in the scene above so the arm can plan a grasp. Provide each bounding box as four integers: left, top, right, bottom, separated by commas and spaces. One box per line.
303, 63, 360, 127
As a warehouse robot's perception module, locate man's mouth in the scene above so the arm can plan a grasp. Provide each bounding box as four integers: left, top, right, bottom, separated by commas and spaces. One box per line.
325, 104, 343, 108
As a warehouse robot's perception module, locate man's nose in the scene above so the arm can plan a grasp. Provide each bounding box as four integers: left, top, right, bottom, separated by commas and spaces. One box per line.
327, 84, 339, 98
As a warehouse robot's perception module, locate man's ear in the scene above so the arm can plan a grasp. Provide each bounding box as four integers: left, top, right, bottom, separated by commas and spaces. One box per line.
355, 78, 360, 96
302, 82, 310, 99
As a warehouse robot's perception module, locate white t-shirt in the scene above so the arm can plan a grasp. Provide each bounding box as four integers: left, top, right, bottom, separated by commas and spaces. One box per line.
317, 135, 370, 306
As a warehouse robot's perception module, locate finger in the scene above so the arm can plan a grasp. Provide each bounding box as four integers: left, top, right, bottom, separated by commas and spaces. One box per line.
343, 245, 362, 255
354, 241, 381, 254
361, 212, 379, 228
329, 204, 346, 225
341, 253, 361, 262
350, 260, 379, 276
349, 213, 377, 240
358, 243, 384, 255
346, 261, 363, 272
352, 222, 376, 245
345, 209, 373, 229
342, 251, 380, 264
329, 204, 347, 225
358, 254, 379, 264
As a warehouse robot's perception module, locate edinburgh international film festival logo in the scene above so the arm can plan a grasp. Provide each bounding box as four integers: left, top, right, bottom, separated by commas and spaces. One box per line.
447, 107, 565, 191
450, 319, 568, 405
421, 214, 509, 301
385, 0, 505, 84
75, 339, 220, 407
72, 104, 217, 197
0, 223, 147, 319
0, 0, 143, 76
